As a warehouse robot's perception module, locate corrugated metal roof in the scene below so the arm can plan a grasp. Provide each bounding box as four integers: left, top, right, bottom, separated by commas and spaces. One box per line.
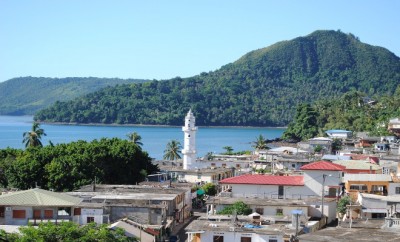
219, 174, 304, 186
0, 188, 82, 206
300, 161, 345, 171
332, 160, 381, 170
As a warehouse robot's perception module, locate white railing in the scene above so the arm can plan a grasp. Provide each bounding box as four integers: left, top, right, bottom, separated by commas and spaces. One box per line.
385, 218, 400, 227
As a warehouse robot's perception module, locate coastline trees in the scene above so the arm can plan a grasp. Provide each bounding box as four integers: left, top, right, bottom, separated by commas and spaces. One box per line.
22, 122, 47, 148
252, 134, 268, 150
282, 104, 318, 141
163, 140, 182, 160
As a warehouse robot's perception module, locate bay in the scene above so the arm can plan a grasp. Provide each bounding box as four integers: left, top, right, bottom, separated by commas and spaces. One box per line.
0, 115, 285, 160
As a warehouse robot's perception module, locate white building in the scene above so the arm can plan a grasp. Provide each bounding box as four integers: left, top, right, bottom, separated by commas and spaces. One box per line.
325, 130, 352, 139
182, 109, 197, 170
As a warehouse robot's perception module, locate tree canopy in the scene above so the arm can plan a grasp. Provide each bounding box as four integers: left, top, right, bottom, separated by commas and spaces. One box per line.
217, 201, 252, 215
0, 138, 158, 191
282, 88, 400, 140
0, 222, 135, 242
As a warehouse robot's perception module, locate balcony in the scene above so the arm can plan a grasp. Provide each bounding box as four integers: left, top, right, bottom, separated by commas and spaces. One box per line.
385, 217, 400, 227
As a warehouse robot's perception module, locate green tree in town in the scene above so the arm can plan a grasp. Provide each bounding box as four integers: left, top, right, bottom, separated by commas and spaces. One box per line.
217, 201, 252, 215
22, 122, 47, 148
163, 140, 182, 160
4, 222, 136, 242
337, 196, 351, 214
252, 134, 268, 150
202, 183, 217, 196
126, 131, 143, 147
331, 138, 343, 153
0, 138, 159, 191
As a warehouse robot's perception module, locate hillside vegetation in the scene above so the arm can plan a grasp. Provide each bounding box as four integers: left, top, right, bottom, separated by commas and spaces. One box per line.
283, 88, 400, 141
0, 77, 146, 115
35, 30, 400, 126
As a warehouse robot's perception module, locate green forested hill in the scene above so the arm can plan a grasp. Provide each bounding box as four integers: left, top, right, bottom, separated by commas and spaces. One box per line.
35, 30, 400, 126
0, 77, 146, 115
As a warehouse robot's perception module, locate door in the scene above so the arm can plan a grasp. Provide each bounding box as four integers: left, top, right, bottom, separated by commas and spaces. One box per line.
278, 186, 284, 199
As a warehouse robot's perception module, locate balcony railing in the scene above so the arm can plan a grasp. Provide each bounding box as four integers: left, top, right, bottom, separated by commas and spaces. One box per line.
385, 217, 400, 227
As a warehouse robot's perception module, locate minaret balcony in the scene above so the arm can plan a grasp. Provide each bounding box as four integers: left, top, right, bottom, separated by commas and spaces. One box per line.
182, 149, 196, 154
182, 127, 198, 132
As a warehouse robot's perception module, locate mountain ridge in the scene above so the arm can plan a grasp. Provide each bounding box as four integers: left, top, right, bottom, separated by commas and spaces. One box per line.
26, 30, 400, 126
0, 77, 147, 115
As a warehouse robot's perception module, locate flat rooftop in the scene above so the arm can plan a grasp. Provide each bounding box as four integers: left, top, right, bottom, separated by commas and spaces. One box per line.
68, 191, 178, 201
75, 184, 187, 194
298, 227, 400, 241
185, 219, 296, 236
206, 197, 332, 207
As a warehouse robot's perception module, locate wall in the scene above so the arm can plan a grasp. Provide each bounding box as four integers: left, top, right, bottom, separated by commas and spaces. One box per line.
110, 207, 150, 224
79, 208, 103, 225
388, 183, 400, 195
198, 231, 283, 242
303, 170, 342, 197
5, 206, 32, 225
230, 184, 308, 199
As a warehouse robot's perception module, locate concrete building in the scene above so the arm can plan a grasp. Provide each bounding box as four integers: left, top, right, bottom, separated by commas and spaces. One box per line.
0, 188, 107, 226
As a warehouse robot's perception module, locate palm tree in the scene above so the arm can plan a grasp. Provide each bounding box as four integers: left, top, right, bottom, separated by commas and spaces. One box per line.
22, 122, 47, 148
163, 140, 182, 160
222, 146, 234, 155
126, 132, 143, 147
252, 134, 268, 150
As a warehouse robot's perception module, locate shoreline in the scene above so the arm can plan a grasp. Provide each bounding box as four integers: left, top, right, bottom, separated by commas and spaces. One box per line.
38, 121, 287, 129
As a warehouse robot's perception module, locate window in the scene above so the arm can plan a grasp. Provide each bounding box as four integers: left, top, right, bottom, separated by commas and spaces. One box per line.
269, 240, 278, 242
396, 187, 400, 194
44, 210, 53, 219
197, 173, 202, 179
87, 216, 95, 223
12, 210, 26, 219
291, 164, 296, 168
255, 207, 264, 215
74, 208, 81, 216
33, 210, 41, 219
350, 185, 367, 191
241, 237, 252, 242
0, 207, 4, 218
276, 208, 283, 216
58, 207, 71, 216
213, 236, 224, 242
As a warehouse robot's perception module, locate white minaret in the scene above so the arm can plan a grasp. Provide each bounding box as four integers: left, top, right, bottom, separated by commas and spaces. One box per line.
182, 109, 197, 170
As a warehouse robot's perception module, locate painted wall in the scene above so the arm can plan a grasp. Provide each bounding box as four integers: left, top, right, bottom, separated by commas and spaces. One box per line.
79, 208, 103, 225
5, 206, 32, 225
388, 183, 400, 195
195, 231, 283, 242
229, 184, 308, 199
303, 170, 342, 197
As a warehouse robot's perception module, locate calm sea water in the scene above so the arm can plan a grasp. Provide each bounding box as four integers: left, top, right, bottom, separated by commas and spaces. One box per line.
0, 116, 285, 160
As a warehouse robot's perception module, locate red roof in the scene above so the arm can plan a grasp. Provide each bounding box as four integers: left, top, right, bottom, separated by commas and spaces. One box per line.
219, 174, 304, 186
300, 161, 345, 171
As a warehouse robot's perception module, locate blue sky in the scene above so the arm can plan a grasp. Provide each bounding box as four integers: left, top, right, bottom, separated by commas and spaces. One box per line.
1, 1, 399, 82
